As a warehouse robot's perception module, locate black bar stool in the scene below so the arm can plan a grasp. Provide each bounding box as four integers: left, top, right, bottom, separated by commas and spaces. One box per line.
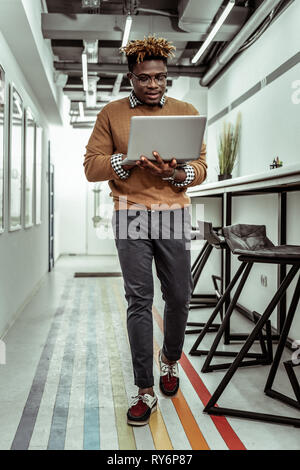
185, 222, 226, 335
189, 224, 273, 370
201, 224, 300, 427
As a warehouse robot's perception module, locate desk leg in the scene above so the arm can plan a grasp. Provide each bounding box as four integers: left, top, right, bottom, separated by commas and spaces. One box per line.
223, 192, 232, 344
278, 191, 287, 333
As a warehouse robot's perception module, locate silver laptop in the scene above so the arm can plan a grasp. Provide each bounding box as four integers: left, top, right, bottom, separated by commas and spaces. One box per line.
121, 115, 207, 165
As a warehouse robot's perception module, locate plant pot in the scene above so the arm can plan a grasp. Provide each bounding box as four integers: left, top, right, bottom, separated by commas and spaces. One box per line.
218, 174, 232, 181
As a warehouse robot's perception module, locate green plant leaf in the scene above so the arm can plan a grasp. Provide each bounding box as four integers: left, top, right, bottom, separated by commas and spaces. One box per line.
218, 113, 241, 175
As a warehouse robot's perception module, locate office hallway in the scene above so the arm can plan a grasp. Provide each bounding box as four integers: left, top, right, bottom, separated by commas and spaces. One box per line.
0, 255, 299, 451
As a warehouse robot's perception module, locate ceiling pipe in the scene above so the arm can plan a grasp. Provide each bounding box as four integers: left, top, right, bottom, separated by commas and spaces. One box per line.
54, 62, 206, 76
135, 8, 176, 17
200, 0, 284, 86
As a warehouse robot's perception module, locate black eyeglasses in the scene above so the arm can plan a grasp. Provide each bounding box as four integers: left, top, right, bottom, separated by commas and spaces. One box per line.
130, 72, 167, 86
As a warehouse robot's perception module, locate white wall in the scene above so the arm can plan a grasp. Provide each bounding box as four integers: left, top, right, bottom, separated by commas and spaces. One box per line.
0, 30, 51, 337
203, 1, 300, 339
50, 124, 91, 256
0, 0, 65, 125
169, 76, 208, 115
207, 1, 300, 181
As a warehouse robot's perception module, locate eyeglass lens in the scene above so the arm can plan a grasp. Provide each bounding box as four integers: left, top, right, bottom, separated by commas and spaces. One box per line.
133, 73, 167, 85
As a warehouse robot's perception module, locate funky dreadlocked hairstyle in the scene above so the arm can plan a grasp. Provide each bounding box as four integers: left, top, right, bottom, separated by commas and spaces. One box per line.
120, 35, 176, 72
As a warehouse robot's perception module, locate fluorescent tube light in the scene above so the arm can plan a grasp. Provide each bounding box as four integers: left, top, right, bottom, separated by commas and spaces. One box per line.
191, 0, 235, 64
79, 102, 84, 119
82, 52, 88, 91
83, 40, 99, 63
121, 14, 132, 47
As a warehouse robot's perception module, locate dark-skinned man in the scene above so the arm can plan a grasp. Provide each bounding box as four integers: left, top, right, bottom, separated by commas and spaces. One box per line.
84, 36, 207, 426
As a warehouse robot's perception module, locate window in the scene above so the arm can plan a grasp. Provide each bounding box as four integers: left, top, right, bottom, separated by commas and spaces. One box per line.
24, 107, 35, 228
9, 85, 23, 231
0, 66, 5, 233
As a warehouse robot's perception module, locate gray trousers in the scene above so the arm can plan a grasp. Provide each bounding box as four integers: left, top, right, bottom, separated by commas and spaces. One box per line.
113, 208, 193, 388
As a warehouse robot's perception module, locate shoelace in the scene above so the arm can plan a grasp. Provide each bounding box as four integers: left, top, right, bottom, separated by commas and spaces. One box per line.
161, 363, 178, 380
130, 394, 152, 406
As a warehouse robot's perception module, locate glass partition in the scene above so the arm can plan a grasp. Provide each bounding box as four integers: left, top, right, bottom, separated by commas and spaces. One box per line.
24, 107, 35, 227
0, 66, 5, 233
9, 85, 23, 231
35, 125, 42, 224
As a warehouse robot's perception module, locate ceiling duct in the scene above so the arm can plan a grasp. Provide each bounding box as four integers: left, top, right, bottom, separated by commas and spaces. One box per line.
178, 0, 224, 32
200, 0, 285, 86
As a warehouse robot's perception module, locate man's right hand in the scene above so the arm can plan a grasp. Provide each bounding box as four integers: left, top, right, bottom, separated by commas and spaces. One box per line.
122, 155, 136, 171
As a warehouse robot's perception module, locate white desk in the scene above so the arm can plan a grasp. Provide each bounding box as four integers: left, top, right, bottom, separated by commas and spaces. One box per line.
188, 163, 300, 197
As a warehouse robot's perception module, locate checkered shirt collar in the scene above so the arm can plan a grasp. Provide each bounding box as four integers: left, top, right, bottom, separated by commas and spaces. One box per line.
129, 90, 166, 108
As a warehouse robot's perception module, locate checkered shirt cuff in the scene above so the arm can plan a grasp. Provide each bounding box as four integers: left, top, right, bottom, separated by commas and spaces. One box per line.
171, 164, 195, 187
111, 153, 131, 180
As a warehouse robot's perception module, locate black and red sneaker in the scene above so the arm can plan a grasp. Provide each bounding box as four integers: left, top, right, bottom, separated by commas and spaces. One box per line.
158, 350, 180, 397
127, 393, 158, 426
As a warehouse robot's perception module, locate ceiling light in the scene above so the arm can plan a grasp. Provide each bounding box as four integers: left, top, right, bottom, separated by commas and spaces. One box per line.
79, 102, 85, 119
82, 0, 100, 8
122, 14, 132, 47
82, 52, 88, 91
83, 40, 99, 63
191, 0, 235, 64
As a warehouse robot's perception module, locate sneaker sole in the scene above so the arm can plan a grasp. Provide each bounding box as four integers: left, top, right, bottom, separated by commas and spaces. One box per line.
127, 404, 157, 426
159, 381, 179, 398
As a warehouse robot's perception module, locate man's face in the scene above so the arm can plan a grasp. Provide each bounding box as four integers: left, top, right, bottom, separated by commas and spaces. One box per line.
128, 60, 167, 106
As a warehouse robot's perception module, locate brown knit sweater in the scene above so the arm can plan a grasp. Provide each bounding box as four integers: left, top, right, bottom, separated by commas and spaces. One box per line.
83, 95, 207, 210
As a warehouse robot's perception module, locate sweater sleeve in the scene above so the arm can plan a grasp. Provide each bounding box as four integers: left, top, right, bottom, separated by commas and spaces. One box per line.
180, 102, 207, 187
186, 141, 207, 187
83, 107, 127, 182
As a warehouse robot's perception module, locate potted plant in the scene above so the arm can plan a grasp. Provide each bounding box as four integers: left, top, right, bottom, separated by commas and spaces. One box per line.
217, 112, 241, 181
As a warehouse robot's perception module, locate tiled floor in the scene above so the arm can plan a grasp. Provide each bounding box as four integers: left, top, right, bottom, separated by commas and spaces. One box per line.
0, 255, 299, 450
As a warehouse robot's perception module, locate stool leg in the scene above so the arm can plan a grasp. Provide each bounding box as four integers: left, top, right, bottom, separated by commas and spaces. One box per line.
284, 362, 300, 405
201, 262, 253, 372
203, 264, 299, 424
191, 242, 207, 274
192, 244, 213, 289
189, 261, 248, 354
186, 244, 218, 333
264, 273, 300, 403
265, 319, 273, 362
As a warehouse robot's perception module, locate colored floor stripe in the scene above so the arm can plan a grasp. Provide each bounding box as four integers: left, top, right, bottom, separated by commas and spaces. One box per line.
101, 283, 136, 450
152, 306, 247, 451
47, 282, 82, 450
10, 281, 72, 450
107, 280, 156, 451
112, 282, 173, 451
83, 282, 100, 450
95, 281, 119, 450
113, 280, 208, 450
153, 340, 210, 450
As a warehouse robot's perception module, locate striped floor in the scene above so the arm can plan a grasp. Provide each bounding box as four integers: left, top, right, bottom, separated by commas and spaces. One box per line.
0, 255, 299, 450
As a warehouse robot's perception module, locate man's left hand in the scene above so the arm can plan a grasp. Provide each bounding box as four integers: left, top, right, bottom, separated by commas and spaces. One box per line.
136, 151, 177, 178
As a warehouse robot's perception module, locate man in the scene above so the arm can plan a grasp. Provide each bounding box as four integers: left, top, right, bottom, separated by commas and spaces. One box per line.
84, 36, 207, 426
